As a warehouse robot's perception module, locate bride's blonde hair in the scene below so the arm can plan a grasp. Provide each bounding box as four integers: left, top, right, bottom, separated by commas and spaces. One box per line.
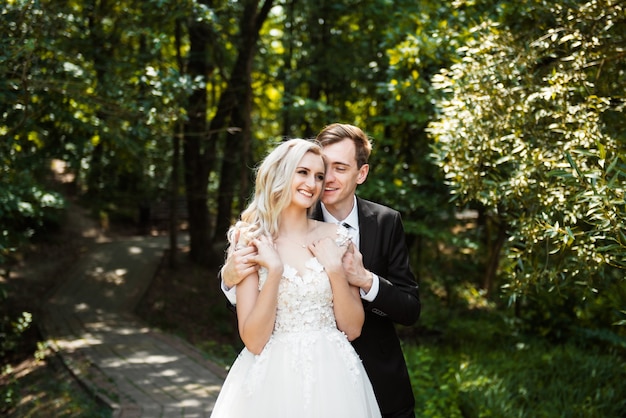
228, 138, 325, 248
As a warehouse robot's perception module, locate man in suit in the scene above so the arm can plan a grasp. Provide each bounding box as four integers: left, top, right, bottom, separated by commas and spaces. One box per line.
221, 123, 420, 417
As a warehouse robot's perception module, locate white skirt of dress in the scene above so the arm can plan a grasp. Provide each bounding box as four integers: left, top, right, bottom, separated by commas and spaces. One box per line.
211, 329, 381, 418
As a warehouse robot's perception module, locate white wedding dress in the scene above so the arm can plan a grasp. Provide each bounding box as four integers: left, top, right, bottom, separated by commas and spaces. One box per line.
211, 256, 381, 417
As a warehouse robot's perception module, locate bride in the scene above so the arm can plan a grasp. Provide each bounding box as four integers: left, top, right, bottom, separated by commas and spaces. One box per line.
210, 138, 380, 417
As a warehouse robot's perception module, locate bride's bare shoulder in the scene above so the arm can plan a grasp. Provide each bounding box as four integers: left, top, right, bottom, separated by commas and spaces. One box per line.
311, 220, 342, 237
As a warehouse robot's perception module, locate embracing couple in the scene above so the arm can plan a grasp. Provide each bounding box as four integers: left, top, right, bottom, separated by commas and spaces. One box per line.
211, 123, 420, 418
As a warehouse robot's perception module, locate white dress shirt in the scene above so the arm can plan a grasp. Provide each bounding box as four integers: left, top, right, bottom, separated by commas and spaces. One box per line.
320, 197, 380, 301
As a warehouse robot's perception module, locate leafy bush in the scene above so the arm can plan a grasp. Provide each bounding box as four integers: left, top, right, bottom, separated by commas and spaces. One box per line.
428, 0, 626, 331
0, 299, 33, 413
0, 170, 65, 271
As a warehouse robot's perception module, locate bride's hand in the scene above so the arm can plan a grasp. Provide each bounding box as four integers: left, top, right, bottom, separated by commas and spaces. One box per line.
308, 237, 347, 272
250, 235, 282, 272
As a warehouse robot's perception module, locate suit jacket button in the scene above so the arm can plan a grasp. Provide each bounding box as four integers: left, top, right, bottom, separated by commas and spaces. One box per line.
372, 308, 387, 317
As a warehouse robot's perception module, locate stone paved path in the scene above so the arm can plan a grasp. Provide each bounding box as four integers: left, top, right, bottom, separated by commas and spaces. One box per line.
40, 235, 226, 418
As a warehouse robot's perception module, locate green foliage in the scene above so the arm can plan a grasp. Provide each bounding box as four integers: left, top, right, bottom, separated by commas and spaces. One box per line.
197, 340, 243, 369
0, 166, 65, 269
1, 0, 195, 221
356, 0, 511, 283
428, 0, 626, 328
1, 0, 624, 368
0, 296, 33, 413
406, 312, 626, 417
0, 311, 32, 360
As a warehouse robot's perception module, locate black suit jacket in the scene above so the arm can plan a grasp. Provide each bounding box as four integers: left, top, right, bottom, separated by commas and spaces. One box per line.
312, 197, 420, 415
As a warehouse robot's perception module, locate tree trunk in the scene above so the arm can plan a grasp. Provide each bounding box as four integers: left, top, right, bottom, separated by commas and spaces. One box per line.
85, 0, 113, 200
281, 0, 296, 137
214, 125, 243, 245
483, 209, 507, 297
183, 0, 273, 264
214, 75, 253, 233
169, 126, 181, 268
301, 0, 330, 137
212, 0, 269, 244
86, 141, 104, 199
168, 18, 186, 268
183, 16, 212, 264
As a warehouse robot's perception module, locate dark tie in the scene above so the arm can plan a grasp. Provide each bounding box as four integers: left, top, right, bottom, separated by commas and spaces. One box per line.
341, 222, 358, 249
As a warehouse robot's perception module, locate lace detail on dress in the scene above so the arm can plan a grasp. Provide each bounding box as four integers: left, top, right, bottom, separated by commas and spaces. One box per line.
258, 257, 336, 334
247, 226, 363, 406
335, 224, 352, 247
256, 225, 354, 335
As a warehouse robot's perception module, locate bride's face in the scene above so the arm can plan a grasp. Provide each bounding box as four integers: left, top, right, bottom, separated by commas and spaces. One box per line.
290, 152, 325, 209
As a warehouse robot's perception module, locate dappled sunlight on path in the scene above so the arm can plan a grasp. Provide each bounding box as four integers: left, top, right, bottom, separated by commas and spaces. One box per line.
41, 235, 226, 418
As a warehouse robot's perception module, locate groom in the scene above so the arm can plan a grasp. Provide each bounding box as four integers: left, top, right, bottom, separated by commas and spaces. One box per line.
221, 123, 420, 417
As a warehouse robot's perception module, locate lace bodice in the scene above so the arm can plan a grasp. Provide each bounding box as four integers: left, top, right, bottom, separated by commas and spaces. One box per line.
224, 226, 374, 414
257, 225, 352, 335
258, 258, 336, 334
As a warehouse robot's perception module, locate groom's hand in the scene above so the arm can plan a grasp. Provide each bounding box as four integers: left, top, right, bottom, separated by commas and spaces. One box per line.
342, 243, 373, 293
223, 244, 259, 289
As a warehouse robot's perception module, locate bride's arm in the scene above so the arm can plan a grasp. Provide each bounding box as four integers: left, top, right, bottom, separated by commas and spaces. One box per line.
326, 264, 364, 341
236, 269, 280, 354
236, 236, 283, 355
310, 237, 364, 340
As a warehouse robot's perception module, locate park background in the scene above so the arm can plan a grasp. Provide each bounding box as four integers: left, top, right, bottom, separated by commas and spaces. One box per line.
2, 0, 625, 416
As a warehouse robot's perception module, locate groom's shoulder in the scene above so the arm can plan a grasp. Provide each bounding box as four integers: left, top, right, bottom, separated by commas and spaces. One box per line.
357, 197, 399, 217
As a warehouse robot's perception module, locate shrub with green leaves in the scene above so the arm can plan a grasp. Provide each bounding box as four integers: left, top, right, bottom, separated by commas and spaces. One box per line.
428, 0, 626, 330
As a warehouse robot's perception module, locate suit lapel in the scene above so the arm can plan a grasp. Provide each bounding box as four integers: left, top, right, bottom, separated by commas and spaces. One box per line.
356, 198, 376, 270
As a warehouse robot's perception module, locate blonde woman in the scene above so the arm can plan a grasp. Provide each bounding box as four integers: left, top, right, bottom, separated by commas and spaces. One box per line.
211, 138, 380, 417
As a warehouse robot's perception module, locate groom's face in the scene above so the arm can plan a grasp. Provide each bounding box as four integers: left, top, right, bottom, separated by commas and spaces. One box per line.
321, 138, 369, 213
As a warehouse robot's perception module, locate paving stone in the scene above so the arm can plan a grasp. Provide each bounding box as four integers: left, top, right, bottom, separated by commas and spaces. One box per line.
41, 235, 226, 417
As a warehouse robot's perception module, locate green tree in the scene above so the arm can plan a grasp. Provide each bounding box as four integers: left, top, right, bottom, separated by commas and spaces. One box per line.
429, 0, 625, 331
1, 1, 67, 269
183, 0, 273, 263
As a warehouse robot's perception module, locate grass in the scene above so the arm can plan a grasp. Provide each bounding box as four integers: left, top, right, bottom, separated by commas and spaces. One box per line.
1, 284, 113, 417
405, 326, 626, 417
402, 297, 626, 418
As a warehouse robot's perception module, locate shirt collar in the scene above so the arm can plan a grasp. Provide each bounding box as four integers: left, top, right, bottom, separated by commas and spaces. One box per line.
320, 196, 359, 230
